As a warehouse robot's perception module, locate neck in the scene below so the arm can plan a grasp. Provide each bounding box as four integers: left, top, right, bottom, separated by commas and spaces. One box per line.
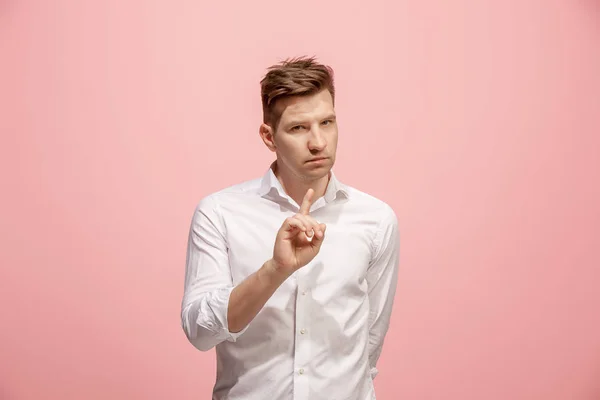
272, 161, 331, 207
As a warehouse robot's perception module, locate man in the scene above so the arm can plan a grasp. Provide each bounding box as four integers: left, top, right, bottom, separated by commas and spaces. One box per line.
181, 56, 400, 400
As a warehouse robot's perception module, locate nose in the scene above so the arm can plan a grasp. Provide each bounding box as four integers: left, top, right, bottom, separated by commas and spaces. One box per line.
308, 127, 327, 152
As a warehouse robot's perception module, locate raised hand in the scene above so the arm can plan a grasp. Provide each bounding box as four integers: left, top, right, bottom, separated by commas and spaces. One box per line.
269, 188, 327, 276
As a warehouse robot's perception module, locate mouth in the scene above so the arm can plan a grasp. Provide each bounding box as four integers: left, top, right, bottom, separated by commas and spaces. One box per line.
306, 157, 328, 163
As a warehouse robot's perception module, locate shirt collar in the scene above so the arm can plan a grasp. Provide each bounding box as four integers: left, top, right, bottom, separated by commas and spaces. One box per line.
258, 161, 349, 205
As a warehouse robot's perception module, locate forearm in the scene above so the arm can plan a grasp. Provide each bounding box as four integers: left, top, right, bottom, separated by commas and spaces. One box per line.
227, 259, 291, 333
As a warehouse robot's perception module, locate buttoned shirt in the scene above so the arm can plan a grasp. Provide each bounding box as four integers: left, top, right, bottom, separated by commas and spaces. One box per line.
181, 163, 400, 400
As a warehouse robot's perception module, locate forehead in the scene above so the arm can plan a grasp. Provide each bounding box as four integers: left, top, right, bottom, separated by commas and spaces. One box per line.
277, 89, 335, 123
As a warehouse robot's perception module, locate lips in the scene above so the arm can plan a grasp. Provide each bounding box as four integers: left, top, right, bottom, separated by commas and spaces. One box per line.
307, 157, 328, 162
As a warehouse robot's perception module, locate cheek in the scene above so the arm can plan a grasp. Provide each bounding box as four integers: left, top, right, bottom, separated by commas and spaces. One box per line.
329, 131, 339, 147
276, 139, 303, 159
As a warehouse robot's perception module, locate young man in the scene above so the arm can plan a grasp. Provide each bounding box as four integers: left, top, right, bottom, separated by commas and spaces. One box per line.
181, 56, 400, 400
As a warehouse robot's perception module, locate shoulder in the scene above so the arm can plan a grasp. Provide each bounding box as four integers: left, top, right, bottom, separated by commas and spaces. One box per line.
195, 176, 263, 211
342, 184, 398, 223
183, 176, 259, 232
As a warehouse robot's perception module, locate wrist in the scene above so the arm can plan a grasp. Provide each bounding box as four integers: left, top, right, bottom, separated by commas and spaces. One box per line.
261, 259, 292, 283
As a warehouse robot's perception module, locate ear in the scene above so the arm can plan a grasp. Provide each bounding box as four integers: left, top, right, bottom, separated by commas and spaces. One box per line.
259, 123, 277, 152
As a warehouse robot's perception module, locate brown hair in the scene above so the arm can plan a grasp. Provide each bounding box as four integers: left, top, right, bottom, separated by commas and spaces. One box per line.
260, 56, 335, 131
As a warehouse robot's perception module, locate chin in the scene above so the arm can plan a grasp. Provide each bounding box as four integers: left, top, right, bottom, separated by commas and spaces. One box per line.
305, 165, 331, 178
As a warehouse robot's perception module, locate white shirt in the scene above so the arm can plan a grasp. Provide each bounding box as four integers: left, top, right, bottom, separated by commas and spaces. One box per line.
181, 163, 400, 400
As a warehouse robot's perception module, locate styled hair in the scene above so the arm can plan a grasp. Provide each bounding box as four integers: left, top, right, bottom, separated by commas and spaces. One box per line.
260, 56, 335, 131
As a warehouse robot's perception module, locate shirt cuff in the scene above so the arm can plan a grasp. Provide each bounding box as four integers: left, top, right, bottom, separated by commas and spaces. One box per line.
196, 287, 250, 343
370, 366, 379, 380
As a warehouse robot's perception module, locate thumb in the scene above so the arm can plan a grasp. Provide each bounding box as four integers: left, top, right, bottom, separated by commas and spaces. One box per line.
310, 223, 327, 249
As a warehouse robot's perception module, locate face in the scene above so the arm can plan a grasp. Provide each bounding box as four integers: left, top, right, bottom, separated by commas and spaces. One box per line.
260, 89, 338, 182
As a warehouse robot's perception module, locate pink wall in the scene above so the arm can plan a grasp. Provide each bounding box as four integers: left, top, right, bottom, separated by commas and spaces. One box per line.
1, 1, 599, 399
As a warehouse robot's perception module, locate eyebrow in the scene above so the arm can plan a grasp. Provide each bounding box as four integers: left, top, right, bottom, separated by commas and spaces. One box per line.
287, 114, 337, 127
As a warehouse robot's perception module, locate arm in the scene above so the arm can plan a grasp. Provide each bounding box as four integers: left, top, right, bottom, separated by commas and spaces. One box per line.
366, 205, 400, 379
181, 190, 326, 351
227, 259, 290, 332
180, 195, 247, 351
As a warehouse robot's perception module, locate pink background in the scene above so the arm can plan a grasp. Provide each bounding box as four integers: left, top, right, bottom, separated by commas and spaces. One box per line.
1, 1, 599, 399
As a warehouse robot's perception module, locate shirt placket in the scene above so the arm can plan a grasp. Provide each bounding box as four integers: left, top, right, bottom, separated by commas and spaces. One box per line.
284, 199, 323, 400
292, 273, 310, 400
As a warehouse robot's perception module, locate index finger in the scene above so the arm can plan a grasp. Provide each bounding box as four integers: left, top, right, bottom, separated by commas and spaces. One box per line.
299, 188, 314, 215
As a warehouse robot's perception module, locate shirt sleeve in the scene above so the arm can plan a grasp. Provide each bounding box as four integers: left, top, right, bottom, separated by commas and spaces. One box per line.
180, 195, 249, 352
366, 204, 400, 379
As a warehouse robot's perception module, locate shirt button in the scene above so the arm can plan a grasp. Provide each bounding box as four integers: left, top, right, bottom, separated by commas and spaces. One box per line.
300, 329, 306, 335
299, 368, 304, 375
302, 291, 306, 295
